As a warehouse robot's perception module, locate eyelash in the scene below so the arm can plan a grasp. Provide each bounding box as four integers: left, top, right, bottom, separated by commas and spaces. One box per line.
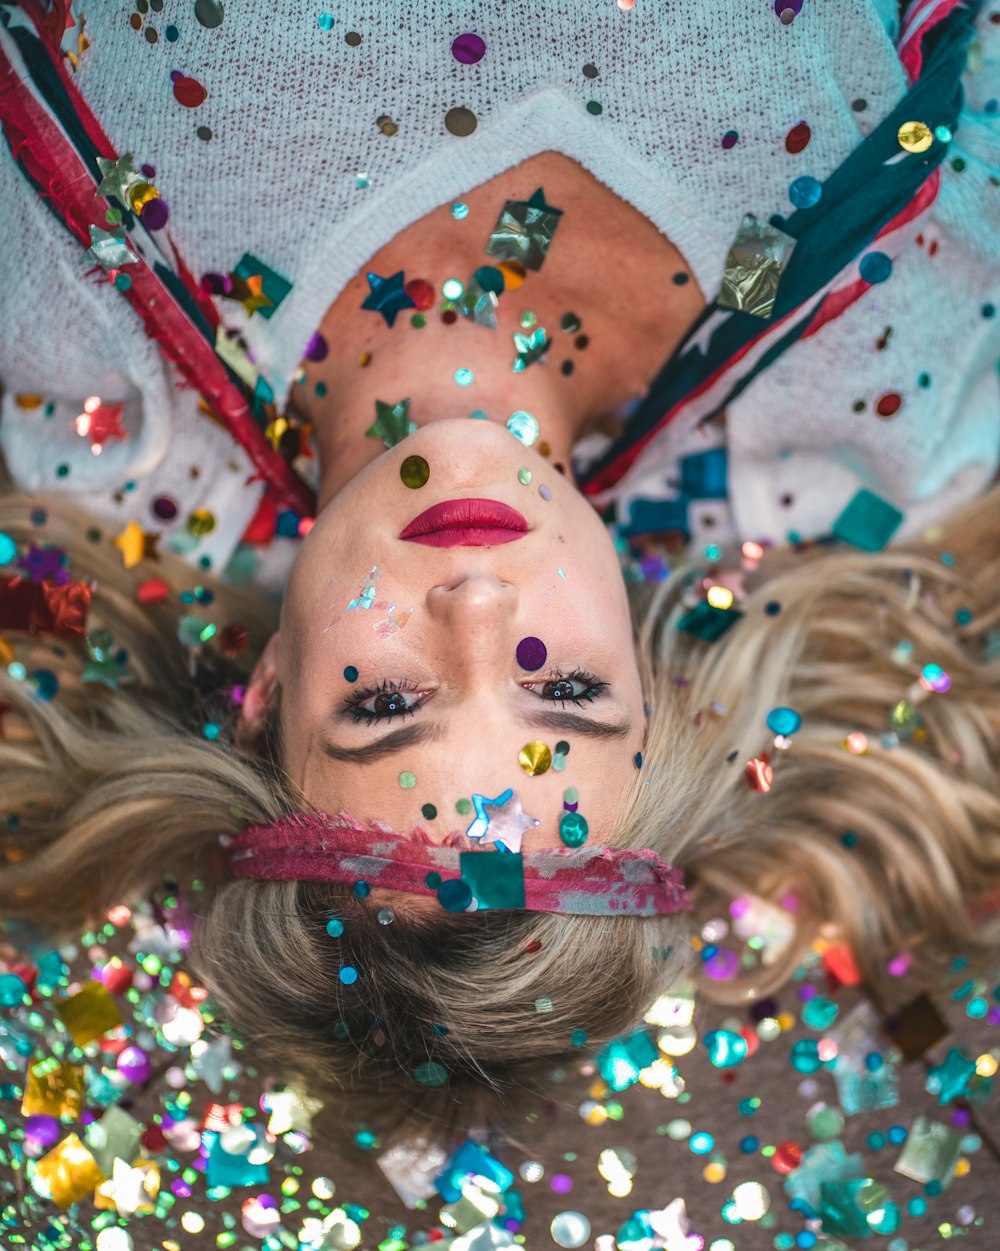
342, 669, 609, 725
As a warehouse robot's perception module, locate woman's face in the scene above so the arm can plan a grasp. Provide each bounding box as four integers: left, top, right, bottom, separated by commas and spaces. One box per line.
264, 419, 646, 851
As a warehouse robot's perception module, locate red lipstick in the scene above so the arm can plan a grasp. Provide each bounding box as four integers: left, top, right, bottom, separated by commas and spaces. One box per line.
399, 498, 529, 547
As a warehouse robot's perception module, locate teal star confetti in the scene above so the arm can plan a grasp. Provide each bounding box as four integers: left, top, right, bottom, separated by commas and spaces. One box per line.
366, 397, 416, 447
925, 1047, 976, 1104
485, 186, 564, 271
80, 652, 136, 690
511, 326, 551, 372
361, 270, 417, 327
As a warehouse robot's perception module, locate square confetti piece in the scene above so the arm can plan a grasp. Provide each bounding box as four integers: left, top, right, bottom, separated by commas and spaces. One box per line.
718, 213, 797, 319
434, 1139, 514, 1203
460, 850, 525, 910
676, 600, 743, 642
83, 1104, 143, 1178
55, 980, 123, 1046
205, 1131, 271, 1188
21, 1057, 85, 1119
886, 990, 946, 1060
377, 1137, 449, 1208
831, 489, 904, 551
32, 1133, 106, 1210
893, 1113, 962, 1186
233, 252, 293, 319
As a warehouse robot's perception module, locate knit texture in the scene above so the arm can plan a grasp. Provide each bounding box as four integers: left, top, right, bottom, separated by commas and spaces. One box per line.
0, 0, 997, 595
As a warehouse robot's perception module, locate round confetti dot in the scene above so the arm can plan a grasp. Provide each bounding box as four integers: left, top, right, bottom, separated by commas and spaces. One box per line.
785, 121, 811, 153
498, 259, 526, 290
0, 533, 16, 566
519, 309, 538, 329
343, 666, 359, 683
563, 786, 579, 803
326, 917, 344, 937
377, 907, 395, 925
404, 278, 434, 309
345, 31, 362, 46
194, 0, 225, 26
451, 32, 486, 63
399, 771, 416, 789
672, 271, 690, 285
172, 75, 207, 108
317, 12, 335, 30
507, 409, 539, 446
559, 811, 589, 848
438, 878, 473, 912
550, 1212, 590, 1248
859, 251, 892, 283
586, 100, 603, 115
400, 455, 430, 488
721, 130, 739, 149
455, 798, 473, 815
454, 368, 474, 387
414, 1061, 449, 1086
442, 277, 464, 300
196, 125, 213, 141
452, 202, 469, 219
444, 106, 478, 136
552, 754, 567, 772
516, 636, 547, 670
788, 175, 822, 208
766, 706, 801, 736
876, 392, 902, 418
420, 803, 437, 820
339, 965, 359, 985
583, 62, 599, 78
539, 484, 553, 500
474, 265, 505, 294
898, 119, 933, 153
518, 467, 533, 485
141, 198, 169, 230
519, 740, 553, 776
353, 880, 370, 898
470, 409, 488, 420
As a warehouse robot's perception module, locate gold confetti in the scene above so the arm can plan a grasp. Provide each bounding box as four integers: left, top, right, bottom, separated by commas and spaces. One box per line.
56, 980, 124, 1046
21, 1058, 85, 1119
897, 120, 933, 153
518, 740, 553, 775
34, 1134, 106, 1211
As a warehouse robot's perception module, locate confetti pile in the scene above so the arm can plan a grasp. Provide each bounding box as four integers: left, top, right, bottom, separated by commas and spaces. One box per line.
2, 893, 997, 1250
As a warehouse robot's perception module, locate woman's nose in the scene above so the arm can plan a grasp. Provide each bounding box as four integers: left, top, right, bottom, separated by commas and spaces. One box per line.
424, 572, 517, 628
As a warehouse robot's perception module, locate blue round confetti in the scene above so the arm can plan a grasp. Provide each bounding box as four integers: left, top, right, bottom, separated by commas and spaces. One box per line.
0, 532, 16, 566
28, 670, 58, 702
339, 965, 359, 985
353, 880, 371, 898
318, 12, 335, 30
766, 706, 802, 736
343, 665, 359, 682
326, 918, 345, 938
0, 973, 26, 1007
788, 176, 822, 208
859, 252, 892, 284
438, 879, 473, 912
559, 811, 589, 848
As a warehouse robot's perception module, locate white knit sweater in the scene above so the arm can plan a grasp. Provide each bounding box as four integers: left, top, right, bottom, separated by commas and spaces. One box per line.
0, 0, 997, 597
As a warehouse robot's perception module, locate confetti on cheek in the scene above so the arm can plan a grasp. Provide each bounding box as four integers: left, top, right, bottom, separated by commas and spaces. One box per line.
343, 665, 358, 682
399, 771, 417, 789
518, 740, 552, 775
400, 455, 430, 488
516, 636, 547, 670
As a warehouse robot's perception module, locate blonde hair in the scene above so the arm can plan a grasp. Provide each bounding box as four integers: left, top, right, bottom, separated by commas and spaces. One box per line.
1, 442, 998, 1149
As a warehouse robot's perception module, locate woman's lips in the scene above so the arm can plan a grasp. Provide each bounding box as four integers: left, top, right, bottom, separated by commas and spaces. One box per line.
399, 498, 529, 547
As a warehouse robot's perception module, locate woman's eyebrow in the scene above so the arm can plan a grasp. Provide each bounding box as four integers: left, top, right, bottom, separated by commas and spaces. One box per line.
318, 710, 631, 766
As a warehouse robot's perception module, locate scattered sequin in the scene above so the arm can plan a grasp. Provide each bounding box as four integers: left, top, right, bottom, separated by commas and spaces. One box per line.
507, 410, 540, 446
400, 455, 430, 488
516, 636, 547, 670
451, 32, 486, 63
519, 741, 553, 776
444, 107, 478, 136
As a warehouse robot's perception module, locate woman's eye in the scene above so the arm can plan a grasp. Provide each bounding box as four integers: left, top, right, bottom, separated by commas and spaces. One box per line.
529, 670, 608, 704
343, 681, 429, 724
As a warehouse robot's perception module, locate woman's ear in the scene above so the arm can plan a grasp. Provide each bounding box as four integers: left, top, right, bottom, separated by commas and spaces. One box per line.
239, 631, 281, 732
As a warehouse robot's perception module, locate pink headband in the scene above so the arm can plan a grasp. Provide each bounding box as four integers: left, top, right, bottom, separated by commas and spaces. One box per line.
219, 811, 692, 917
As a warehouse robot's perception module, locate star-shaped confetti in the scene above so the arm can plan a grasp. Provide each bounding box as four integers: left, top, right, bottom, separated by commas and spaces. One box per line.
113, 520, 159, 570
361, 270, 417, 327
74, 396, 127, 454
465, 787, 540, 854
485, 186, 564, 272
511, 326, 551, 372
94, 152, 145, 207
13, 543, 70, 585
261, 1086, 325, 1137
81, 651, 136, 690
85, 224, 139, 271
94, 1157, 158, 1217
366, 397, 416, 447
191, 1033, 235, 1095
229, 271, 275, 318
926, 1047, 977, 1105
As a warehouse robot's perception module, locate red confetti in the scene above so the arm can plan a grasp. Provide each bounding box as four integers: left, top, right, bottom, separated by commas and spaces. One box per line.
136, 578, 170, 606
875, 392, 902, 417
404, 278, 435, 310
173, 76, 207, 108
785, 121, 811, 154
745, 755, 773, 792
771, 1141, 803, 1174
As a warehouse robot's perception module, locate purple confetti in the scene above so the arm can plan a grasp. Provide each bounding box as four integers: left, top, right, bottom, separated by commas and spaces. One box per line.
451, 32, 486, 63
516, 636, 547, 671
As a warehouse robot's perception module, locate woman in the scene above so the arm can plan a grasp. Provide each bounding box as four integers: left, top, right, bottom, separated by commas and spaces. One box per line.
1, 0, 999, 1150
